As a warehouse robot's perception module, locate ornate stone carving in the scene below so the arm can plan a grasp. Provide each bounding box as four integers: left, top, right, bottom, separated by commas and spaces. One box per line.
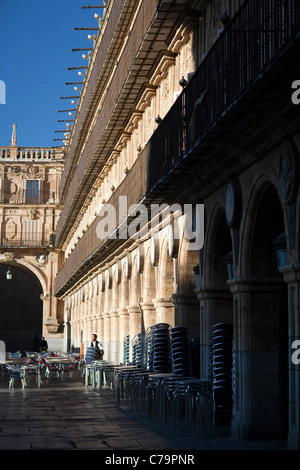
28, 208, 38, 220
36, 254, 48, 266
279, 139, 300, 204
207, 0, 229, 45
40, 294, 50, 301
25, 166, 45, 180
45, 317, 59, 334
0, 252, 14, 263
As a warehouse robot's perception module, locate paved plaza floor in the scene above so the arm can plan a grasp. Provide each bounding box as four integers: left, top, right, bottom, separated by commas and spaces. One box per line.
0, 372, 287, 456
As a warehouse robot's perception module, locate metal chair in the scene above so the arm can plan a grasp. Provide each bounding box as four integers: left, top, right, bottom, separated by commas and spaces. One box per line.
6, 364, 26, 389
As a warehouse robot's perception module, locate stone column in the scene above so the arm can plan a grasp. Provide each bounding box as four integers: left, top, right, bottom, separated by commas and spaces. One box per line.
229, 278, 287, 441
127, 305, 141, 362
172, 293, 199, 333
102, 313, 111, 360
139, 302, 156, 331
118, 307, 130, 364
281, 265, 300, 449
153, 298, 175, 326
196, 286, 232, 379
110, 311, 120, 365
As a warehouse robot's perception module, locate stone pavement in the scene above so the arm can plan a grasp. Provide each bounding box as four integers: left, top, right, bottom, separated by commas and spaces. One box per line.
0, 373, 287, 453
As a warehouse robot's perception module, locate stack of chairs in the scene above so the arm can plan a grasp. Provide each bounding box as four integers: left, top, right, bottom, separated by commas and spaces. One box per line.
152, 323, 171, 373
170, 326, 191, 376
84, 347, 102, 386
209, 323, 233, 423
123, 335, 130, 365
132, 333, 143, 367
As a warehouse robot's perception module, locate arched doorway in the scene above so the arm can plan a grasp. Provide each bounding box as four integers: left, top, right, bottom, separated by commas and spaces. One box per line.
247, 183, 288, 439
0, 264, 43, 353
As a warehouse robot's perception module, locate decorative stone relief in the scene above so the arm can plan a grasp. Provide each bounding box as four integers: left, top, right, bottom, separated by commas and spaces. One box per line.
45, 317, 59, 334
207, 0, 229, 45
36, 254, 48, 266
279, 139, 300, 204
28, 208, 38, 220
6, 219, 17, 239
0, 252, 14, 263
25, 166, 45, 180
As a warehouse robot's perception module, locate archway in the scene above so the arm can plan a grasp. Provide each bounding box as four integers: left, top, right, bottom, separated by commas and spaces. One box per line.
247, 182, 288, 439
0, 263, 43, 352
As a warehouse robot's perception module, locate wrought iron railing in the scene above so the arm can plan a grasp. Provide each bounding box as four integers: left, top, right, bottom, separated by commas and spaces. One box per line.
0, 236, 50, 248
0, 147, 65, 161
55, 0, 300, 295
147, 0, 300, 188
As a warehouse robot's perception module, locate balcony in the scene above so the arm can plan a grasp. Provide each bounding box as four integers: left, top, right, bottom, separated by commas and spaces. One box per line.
0, 234, 51, 249
0, 147, 65, 161
55, 0, 300, 296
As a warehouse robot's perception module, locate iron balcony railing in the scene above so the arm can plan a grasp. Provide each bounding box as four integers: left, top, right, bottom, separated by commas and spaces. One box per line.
55, 0, 300, 295
147, 0, 300, 188
0, 235, 50, 248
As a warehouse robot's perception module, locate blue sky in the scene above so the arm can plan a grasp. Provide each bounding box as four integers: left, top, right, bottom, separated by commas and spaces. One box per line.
0, 0, 100, 148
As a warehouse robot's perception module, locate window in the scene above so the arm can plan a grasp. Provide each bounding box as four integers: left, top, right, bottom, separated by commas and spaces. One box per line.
26, 180, 39, 203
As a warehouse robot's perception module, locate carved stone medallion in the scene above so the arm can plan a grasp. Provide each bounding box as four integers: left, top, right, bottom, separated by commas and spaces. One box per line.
279, 139, 300, 204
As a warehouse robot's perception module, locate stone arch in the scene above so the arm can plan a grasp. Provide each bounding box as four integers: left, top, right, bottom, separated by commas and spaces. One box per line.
143, 244, 156, 303
130, 252, 142, 306
0, 260, 45, 352
175, 234, 200, 331
204, 201, 232, 288
120, 258, 130, 308
158, 235, 174, 300
9, 258, 47, 294
233, 176, 289, 440
177, 235, 199, 296
240, 174, 286, 278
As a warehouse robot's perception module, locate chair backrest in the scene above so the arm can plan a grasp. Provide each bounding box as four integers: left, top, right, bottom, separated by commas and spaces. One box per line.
39, 356, 50, 369
5, 364, 20, 376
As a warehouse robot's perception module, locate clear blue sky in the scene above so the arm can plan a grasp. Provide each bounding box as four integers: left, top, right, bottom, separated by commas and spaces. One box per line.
0, 0, 100, 148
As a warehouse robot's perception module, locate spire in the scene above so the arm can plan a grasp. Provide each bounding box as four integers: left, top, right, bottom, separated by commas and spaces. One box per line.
11, 123, 17, 147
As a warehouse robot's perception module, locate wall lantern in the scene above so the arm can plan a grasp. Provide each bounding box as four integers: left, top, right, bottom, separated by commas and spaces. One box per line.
272, 232, 287, 269
179, 76, 187, 88
193, 264, 200, 289
225, 251, 233, 280
6, 267, 12, 280
221, 11, 230, 25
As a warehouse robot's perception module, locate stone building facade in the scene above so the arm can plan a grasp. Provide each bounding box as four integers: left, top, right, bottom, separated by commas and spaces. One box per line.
0, 127, 65, 351
53, 0, 300, 448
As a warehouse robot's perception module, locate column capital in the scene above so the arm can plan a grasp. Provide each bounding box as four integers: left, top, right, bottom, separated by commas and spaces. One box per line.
118, 307, 130, 316
153, 298, 174, 308
171, 293, 198, 305
110, 311, 119, 318
280, 264, 300, 283
196, 286, 231, 300
127, 305, 141, 314
227, 277, 284, 294
139, 302, 156, 310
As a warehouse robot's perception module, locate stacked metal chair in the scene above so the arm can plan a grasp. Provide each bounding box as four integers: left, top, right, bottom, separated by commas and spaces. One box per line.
170, 326, 191, 376
132, 333, 143, 367
208, 323, 233, 423
123, 335, 130, 365
152, 323, 171, 373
